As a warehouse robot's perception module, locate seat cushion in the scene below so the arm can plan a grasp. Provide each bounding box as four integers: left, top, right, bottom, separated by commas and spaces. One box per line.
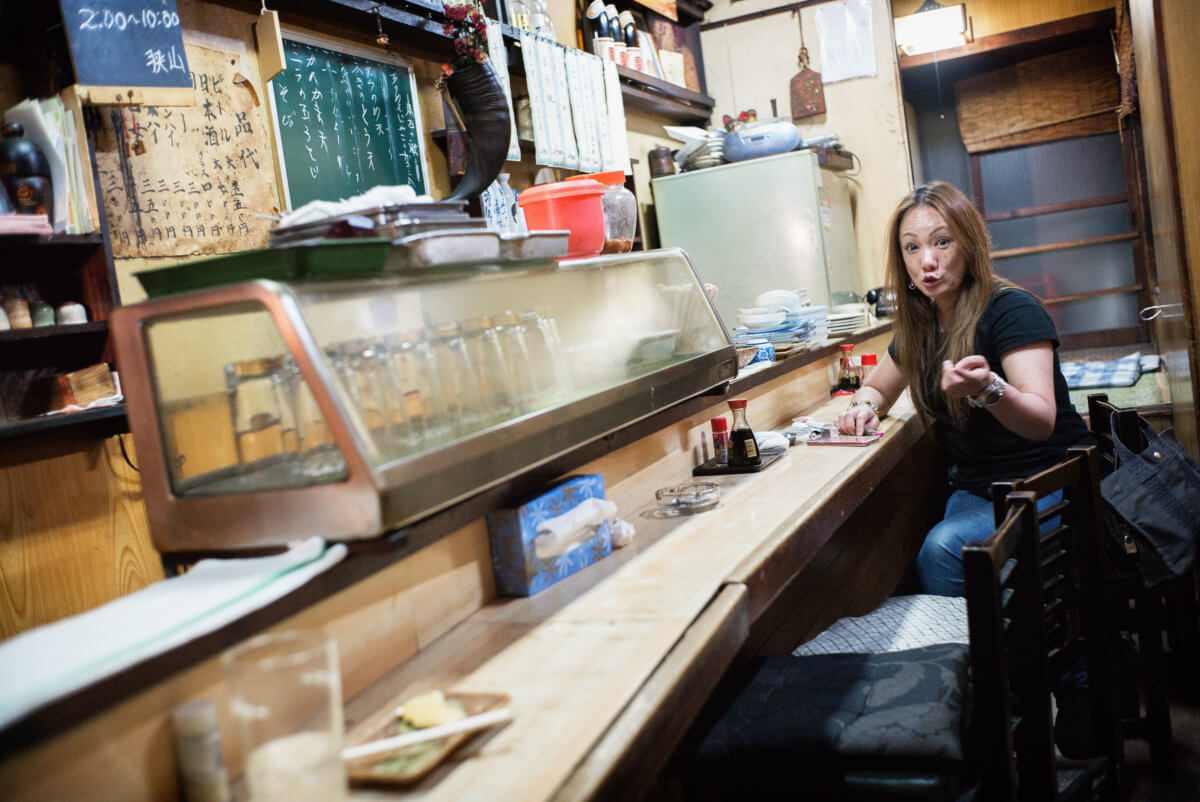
793, 595, 968, 656
698, 643, 970, 764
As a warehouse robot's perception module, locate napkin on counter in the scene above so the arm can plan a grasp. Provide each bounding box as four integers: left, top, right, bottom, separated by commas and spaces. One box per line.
534, 497, 617, 559
0, 537, 347, 731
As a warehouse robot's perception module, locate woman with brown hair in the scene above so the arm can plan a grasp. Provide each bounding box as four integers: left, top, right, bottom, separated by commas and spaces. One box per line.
837, 181, 1092, 595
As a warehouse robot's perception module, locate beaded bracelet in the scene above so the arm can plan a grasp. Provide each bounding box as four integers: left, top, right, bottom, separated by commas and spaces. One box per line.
848, 398, 874, 409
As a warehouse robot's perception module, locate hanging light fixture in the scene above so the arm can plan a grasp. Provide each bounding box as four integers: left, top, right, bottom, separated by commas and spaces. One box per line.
372, 5, 390, 46
893, 1, 970, 56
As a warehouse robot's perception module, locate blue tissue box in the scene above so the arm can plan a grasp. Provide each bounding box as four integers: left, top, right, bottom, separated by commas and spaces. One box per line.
486, 474, 613, 597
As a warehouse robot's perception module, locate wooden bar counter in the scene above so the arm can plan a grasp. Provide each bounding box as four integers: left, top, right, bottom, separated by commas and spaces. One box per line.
1, 324, 944, 801
343, 392, 932, 802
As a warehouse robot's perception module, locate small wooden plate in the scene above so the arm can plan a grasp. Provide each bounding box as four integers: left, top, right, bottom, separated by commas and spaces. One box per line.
345, 692, 510, 785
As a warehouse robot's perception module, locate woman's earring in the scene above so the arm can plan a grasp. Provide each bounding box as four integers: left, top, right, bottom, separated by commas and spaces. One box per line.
907, 280, 916, 290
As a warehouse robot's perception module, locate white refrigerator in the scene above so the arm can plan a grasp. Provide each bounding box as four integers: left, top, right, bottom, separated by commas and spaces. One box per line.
651, 150, 861, 327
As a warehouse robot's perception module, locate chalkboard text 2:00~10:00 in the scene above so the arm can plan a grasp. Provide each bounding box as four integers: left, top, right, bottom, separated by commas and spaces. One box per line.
77, 8, 182, 32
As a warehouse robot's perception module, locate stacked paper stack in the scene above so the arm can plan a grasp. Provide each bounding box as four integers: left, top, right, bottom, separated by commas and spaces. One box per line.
3, 91, 97, 235
0, 213, 52, 235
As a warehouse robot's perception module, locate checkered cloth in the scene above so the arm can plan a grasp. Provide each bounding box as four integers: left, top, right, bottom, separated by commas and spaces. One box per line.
1060, 351, 1142, 390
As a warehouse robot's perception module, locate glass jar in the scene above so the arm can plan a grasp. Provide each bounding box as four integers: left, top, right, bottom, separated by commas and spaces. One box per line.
566, 170, 636, 253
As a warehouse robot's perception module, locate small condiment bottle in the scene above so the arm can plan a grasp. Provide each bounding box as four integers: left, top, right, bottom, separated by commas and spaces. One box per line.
727, 398, 761, 468
710, 416, 729, 464
860, 353, 877, 381
835, 343, 860, 396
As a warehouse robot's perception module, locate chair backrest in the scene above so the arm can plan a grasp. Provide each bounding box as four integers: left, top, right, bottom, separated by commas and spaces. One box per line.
1087, 392, 1148, 473
967, 447, 1121, 801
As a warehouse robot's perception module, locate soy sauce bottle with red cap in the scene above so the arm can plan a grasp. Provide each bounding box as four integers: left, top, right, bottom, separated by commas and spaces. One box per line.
727, 398, 761, 468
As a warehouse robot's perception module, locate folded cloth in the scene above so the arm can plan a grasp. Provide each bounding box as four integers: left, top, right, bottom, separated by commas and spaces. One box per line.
1060, 351, 1141, 390
0, 537, 346, 731
534, 497, 617, 558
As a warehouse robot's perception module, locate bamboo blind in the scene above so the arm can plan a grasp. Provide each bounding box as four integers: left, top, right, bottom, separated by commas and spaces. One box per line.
955, 42, 1121, 153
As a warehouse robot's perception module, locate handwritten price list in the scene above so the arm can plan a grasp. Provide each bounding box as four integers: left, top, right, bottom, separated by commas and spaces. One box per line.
95, 45, 275, 258
271, 39, 426, 208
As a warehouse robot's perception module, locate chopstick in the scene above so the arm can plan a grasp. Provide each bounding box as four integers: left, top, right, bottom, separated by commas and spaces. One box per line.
341, 708, 514, 763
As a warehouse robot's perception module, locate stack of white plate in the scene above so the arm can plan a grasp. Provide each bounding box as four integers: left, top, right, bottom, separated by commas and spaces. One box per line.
683, 131, 727, 171
827, 310, 868, 335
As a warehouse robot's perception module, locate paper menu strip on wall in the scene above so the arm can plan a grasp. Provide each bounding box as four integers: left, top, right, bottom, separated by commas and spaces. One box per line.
538, 35, 568, 168
551, 41, 579, 171
519, 30, 549, 166
565, 49, 600, 173
601, 60, 631, 174
485, 18, 522, 163
588, 54, 613, 175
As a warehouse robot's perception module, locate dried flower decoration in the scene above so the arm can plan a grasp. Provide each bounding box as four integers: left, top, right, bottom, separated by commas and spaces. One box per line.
436, 1, 489, 90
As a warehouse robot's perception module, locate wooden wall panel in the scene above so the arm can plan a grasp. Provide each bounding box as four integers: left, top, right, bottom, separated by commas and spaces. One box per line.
1159, 0, 1200, 453
892, 0, 1117, 39
1130, 0, 1198, 455
0, 434, 161, 639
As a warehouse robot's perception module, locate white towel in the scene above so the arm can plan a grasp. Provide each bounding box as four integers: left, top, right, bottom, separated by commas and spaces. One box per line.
0, 537, 346, 730
534, 498, 617, 559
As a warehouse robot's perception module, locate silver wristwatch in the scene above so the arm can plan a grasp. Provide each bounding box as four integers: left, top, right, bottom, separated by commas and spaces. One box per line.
969, 371, 1005, 408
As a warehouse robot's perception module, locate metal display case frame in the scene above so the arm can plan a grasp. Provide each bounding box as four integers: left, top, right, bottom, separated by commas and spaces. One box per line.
112, 249, 736, 553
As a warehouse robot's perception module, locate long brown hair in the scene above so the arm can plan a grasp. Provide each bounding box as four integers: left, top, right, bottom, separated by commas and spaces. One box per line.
884, 181, 1020, 425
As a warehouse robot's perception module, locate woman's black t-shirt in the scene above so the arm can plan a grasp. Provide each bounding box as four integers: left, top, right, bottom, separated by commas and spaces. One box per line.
889, 288, 1094, 493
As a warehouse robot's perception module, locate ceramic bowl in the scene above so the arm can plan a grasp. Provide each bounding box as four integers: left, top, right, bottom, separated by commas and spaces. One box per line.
737, 306, 787, 329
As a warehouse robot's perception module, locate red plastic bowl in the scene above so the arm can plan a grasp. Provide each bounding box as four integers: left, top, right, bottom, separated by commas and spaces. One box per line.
517, 179, 605, 258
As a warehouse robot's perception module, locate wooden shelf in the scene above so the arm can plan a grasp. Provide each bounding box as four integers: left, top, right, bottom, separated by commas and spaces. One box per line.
616, 65, 714, 124
0, 321, 108, 344
0, 403, 127, 443
898, 9, 1115, 85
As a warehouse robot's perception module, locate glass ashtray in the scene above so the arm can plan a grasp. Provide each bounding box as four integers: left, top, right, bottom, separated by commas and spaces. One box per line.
655, 481, 720, 516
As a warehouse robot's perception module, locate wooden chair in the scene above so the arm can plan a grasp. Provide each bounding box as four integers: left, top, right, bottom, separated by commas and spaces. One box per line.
1086, 392, 1199, 782
967, 448, 1122, 801
674, 449, 1119, 802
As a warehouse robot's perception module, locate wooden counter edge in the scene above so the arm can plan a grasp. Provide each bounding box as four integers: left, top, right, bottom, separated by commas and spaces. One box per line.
549, 584, 750, 802
726, 399, 932, 625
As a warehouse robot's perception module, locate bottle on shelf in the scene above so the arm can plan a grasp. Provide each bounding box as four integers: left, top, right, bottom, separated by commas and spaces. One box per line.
0, 123, 53, 222
604, 4, 625, 64
528, 0, 554, 36
584, 0, 615, 61
727, 398, 761, 468
507, 0, 532, 31
618, 10, 643, 72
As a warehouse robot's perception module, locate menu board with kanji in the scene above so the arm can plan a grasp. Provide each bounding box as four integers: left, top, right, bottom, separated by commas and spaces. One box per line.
94, 44, 275, 258
269, 37, 427, 209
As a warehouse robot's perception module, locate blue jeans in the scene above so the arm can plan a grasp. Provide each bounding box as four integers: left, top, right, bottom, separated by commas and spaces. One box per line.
917, 488, 1063, 596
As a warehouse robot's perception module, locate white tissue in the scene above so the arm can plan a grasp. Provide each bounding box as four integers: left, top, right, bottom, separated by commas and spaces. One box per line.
610, 517, 636, 548
534, 498, 618, 559
277, 184, 432, 228
755, 431, 790, 452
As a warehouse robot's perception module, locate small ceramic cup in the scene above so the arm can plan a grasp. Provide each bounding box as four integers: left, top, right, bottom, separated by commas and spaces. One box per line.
2, 298, 31, 329
30, 301, 55, 327
56, 302, 88, 325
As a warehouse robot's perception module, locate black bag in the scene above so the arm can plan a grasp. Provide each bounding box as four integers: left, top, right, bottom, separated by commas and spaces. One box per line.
1101, 415, 1200, 588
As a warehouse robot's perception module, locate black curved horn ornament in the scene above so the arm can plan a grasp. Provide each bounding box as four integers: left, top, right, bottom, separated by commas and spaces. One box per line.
444, 60, 512, 201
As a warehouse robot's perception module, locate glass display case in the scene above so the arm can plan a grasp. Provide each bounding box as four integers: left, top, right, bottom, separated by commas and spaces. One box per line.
112, 248, 735, 552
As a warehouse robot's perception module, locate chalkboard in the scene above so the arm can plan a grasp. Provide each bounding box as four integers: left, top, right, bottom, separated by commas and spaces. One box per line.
58, 0, 193, 101
269, 36, 428, 209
